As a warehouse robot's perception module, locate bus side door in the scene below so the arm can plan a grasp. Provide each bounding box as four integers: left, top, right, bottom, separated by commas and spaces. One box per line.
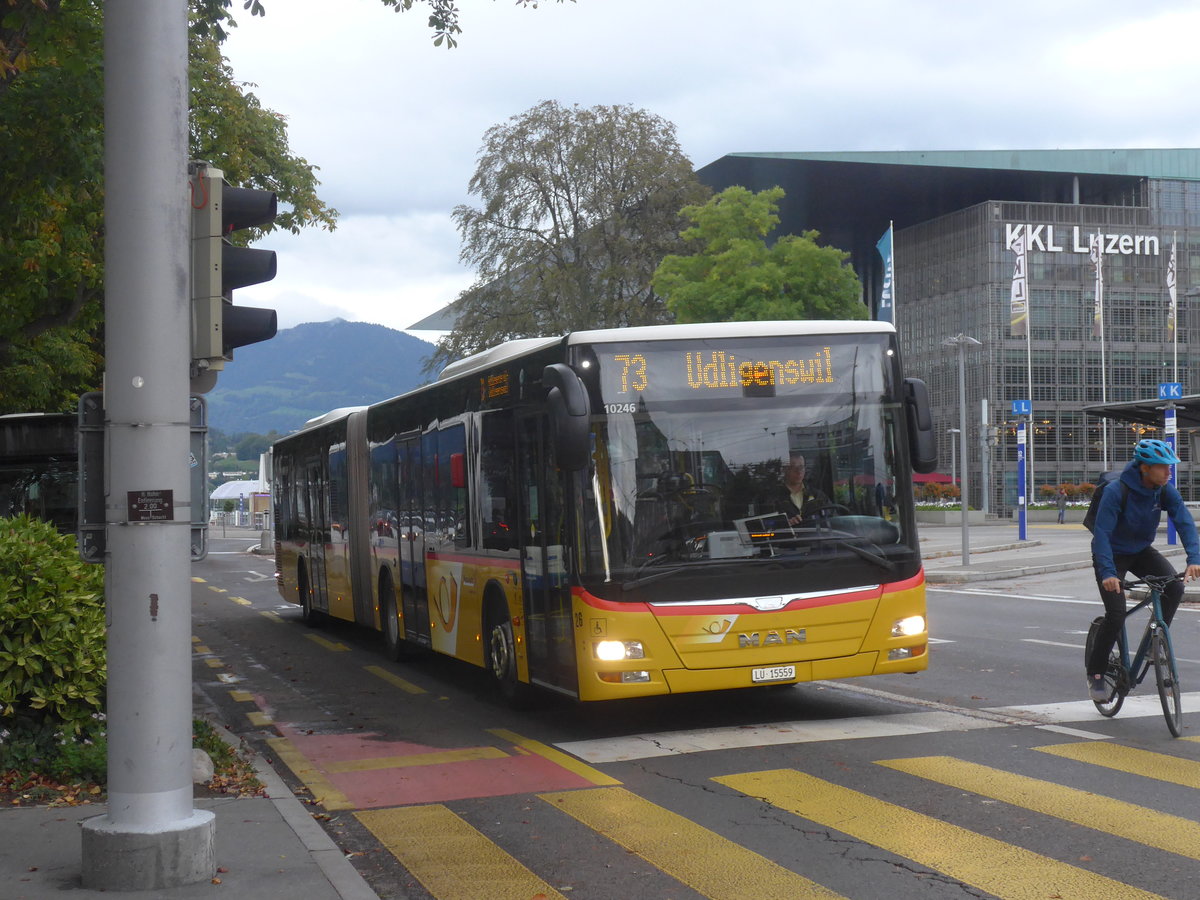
398, 435, 431, 647
518, 413, 578, 694
304, 456, 329, 612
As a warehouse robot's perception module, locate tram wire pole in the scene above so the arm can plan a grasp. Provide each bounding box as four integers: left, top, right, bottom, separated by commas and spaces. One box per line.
80, 0, 215, 888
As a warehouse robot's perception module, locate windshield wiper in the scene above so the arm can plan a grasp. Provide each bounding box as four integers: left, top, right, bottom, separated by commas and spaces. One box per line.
621, 558, 743, 591
753, 530, 897, 574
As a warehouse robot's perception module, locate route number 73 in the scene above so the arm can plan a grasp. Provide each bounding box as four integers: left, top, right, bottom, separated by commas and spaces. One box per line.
612, 354, 648, 393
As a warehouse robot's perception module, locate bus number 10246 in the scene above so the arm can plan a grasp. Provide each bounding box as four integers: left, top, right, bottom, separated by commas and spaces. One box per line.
604, 402, 639, 414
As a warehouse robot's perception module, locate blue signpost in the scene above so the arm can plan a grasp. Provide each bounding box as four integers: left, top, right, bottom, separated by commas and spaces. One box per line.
1017, 419, 1027, 541
1164, 402, 1178, 546
1013, 401, 1030, 541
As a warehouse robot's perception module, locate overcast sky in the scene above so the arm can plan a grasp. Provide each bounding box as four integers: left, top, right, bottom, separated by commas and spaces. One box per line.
221, 0, 1200, 341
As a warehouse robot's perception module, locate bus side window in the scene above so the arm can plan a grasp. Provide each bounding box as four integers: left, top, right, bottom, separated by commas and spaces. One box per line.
439, 424, 470, 549
480, 410, 516, 552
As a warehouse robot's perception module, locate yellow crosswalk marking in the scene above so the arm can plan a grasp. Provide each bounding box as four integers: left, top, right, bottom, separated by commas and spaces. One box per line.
879, 755, 1200, 861
228, 690, 253, 702
540, 786, 844, 899
260, 610, 283, 623
229, 596, 251, 606
364, 664, 426, 694
490, 728, 620, 787
1038, 742, 1200, 789
357, 805, 567, 900
204, 658, 223, 668
266, 736, 353, 811
246, 711, 273, 727
193, 644, 211, 654
715, 769, 1164, 900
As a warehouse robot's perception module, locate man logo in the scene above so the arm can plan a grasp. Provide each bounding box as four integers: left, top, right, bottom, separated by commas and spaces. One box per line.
738, 629, 806, 648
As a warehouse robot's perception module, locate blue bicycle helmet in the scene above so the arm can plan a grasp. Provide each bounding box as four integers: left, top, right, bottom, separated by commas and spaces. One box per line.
1133, 438, 1179, 465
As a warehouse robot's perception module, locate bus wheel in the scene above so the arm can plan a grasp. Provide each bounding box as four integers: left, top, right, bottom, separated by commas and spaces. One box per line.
298, 563, 319, 626
381, 572, 404, 661
486, 600, 532, 707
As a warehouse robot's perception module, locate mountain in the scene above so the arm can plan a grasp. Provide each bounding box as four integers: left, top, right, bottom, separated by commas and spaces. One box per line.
204, 320, 436, 436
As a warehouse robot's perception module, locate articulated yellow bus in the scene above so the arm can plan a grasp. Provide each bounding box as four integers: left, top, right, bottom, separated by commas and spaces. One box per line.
273, 321, 937, 703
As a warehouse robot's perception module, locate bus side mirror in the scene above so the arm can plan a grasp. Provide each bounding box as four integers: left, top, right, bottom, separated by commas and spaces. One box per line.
903, 377, 937, 474
543, 363, 591, 471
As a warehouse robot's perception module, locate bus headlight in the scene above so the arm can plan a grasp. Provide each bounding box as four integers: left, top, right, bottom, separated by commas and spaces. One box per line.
595, 640, 645, 661
891, 616, 925, 638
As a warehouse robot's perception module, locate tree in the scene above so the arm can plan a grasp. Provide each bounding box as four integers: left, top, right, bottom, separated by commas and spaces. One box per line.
0, 1, 337, 414
431, 100, 710, 368
652, 186, 867, 324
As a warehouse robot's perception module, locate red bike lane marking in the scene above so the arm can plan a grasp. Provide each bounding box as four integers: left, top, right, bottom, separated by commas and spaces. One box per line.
274, 723, 596, 808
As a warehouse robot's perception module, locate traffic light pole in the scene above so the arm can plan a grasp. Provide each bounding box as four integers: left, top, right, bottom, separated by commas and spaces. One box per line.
81, 0, 215, 889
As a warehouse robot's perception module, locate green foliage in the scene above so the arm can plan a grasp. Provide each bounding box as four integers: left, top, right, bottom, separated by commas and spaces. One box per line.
234, 431, 276, 460
0, 515, 106, 740
653, 186, 868, 324
431, 100, 710, 369
0, 1, 336, 415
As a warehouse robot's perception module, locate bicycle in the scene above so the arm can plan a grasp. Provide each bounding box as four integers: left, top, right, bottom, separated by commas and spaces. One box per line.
1084, 572, 1185, 737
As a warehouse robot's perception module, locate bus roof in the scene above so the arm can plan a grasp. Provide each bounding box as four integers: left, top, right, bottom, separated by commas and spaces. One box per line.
437, 336, 563, 383
300, 406, 367, 430
567, 320, 896, 345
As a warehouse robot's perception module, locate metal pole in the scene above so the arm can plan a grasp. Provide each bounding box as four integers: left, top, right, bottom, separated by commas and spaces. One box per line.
958, 345, 970, 565
82, 0, 215, 890
980, 398, 990, 517
943, 334, 980, 562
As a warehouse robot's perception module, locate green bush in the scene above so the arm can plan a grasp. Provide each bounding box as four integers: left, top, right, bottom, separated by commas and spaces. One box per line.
0, 515, 106, 743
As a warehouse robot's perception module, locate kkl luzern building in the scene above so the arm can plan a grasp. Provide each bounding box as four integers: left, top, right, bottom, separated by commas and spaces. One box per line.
698, 149, 1200, 514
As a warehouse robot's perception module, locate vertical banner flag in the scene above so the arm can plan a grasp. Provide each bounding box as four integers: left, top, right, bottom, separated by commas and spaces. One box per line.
1167, 232, 1177, 336
1009, 226, 1028, 337
876, 224, 894, 324
1089, 232, 1104, 338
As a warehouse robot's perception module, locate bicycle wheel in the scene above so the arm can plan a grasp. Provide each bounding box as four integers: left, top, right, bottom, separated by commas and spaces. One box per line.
1151, 626, 1183, 737
1084, 615, 1125, 717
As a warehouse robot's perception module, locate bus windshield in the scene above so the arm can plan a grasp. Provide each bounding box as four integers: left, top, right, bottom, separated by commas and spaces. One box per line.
579, 335, 916, 596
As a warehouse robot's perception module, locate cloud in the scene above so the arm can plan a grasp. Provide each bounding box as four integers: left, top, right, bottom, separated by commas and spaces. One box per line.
223, 0, 1200, 334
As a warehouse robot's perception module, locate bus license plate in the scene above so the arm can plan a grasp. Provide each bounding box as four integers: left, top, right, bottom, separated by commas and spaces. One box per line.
752, 665, 795, 683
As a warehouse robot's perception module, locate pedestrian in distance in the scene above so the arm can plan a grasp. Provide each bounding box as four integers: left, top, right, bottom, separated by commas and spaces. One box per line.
1056, 487, 1068, 524
1086, 438, 1200, 702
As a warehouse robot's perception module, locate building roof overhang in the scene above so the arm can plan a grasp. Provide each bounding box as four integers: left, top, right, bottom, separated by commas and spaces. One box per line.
1085, 396, 1200, 429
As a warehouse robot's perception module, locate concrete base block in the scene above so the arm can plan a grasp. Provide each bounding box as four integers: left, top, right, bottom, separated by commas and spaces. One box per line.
81, 808, 215, 891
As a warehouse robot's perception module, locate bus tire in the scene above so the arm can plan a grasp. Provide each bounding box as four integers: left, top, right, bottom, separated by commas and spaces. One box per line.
380, 570, 405, 661
486, 596, 533, 708
297, 562, 319, 626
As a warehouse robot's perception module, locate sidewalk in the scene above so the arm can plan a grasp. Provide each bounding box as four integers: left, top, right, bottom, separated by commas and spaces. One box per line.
920, 519, 1196, 592
0, 714, 381, 900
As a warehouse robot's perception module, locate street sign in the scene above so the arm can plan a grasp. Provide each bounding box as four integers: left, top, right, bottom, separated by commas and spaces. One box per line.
1011, 399, 1031, 415
1158, 382, 1183, 400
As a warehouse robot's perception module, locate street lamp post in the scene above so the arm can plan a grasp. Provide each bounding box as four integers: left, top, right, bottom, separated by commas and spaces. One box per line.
947, 428, 960, 488
943, 334, 983, 565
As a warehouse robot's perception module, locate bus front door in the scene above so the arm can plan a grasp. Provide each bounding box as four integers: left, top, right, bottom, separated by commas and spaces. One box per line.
304, 458, 329, 612
518, 414, 578, 694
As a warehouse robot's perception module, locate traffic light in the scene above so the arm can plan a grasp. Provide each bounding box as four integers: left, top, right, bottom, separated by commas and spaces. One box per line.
189, 161, 279, 392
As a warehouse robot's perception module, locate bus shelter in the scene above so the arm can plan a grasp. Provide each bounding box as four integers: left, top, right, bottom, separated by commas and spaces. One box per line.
1084, 395, 1200, 503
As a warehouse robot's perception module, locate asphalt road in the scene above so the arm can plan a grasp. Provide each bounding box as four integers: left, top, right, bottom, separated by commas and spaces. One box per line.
192, 531, 1200, 900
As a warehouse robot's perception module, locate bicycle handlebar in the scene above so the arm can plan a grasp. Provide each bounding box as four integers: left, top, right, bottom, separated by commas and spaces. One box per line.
1119, 572, 1187, 591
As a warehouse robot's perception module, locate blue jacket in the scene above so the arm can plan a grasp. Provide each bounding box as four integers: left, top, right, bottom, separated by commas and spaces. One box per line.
1091, 459, 1200, 581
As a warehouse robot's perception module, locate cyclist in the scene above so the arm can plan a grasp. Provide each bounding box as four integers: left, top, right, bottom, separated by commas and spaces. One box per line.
1087, 438, 1200, 701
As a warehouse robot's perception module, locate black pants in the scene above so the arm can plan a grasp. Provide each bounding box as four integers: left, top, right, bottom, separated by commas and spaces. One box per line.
1087, 546, 1183, 676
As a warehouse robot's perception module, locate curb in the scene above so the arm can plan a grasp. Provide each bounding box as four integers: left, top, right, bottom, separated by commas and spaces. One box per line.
925, 545, 1192, 585
204, 720, 379, 900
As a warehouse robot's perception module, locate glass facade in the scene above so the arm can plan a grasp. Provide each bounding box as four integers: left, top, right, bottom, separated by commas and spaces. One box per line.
896, 181, 1198, 513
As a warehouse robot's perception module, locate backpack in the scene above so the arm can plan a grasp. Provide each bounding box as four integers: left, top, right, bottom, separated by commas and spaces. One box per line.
1082, 470, 1129, 533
